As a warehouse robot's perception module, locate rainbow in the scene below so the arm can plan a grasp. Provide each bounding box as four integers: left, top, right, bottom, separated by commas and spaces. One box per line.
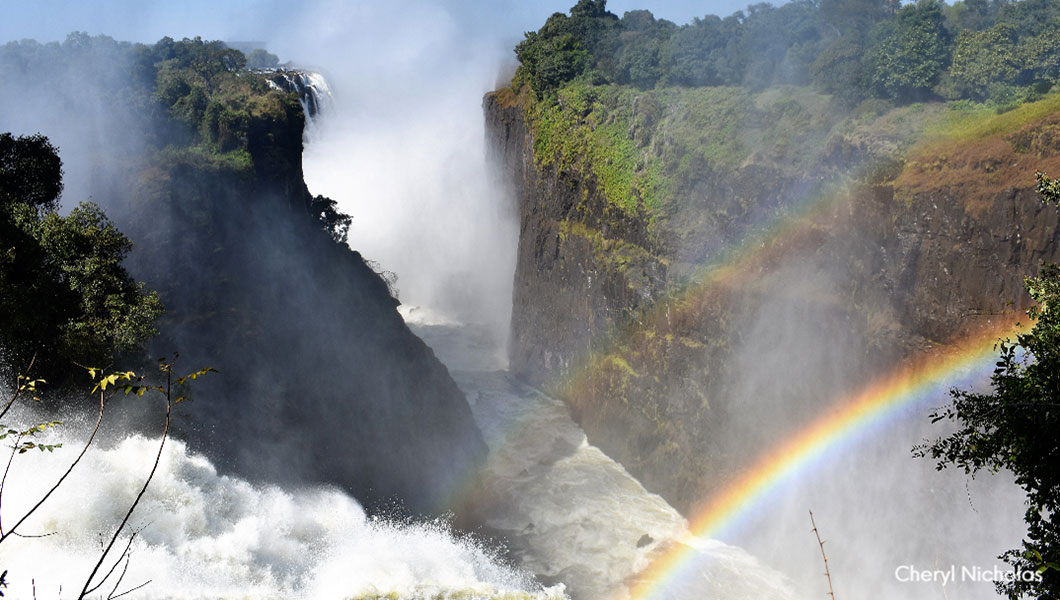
438, 140, 1037, 597
623, 315, 1030, 600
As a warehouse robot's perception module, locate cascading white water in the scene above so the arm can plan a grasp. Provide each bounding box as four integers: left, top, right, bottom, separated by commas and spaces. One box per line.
403, 309, 799, 600
0, 410, 565, 600
264, 70, 334, 126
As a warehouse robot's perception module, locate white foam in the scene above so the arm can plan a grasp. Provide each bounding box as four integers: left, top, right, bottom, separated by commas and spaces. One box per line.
0, 424, 564, 600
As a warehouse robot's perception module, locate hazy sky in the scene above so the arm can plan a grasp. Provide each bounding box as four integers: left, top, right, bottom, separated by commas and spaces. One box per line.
1, 0, 767, 50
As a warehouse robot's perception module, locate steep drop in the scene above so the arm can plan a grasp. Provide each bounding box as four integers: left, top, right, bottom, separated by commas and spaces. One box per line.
405, 309, 797, 600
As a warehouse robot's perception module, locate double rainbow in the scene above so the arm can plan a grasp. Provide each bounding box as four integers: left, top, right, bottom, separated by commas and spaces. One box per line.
624, 315, 1029, 600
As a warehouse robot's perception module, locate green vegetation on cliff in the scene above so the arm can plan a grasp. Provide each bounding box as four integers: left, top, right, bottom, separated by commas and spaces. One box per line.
517, 80, 849, 220
498, 0, 1060, 521
145, 37, 304, 177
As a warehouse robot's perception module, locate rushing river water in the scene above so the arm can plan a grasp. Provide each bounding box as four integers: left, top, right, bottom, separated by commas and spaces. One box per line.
0, 306, 795, 600
403, 306, 798, 600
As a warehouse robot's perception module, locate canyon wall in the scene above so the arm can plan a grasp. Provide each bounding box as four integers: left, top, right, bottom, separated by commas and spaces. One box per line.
486, 86, 1060, 513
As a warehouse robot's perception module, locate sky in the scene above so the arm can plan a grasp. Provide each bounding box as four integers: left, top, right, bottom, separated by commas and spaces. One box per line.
0, 0, 765, 49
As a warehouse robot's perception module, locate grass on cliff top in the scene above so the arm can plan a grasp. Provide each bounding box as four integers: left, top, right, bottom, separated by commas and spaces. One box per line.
513, 78, 1060, 248
921, 93, 1060, 143
522, 81, 843, 219
515, 78, 1060, 215
895, 91, 1060, 214
529, 83, 663, 215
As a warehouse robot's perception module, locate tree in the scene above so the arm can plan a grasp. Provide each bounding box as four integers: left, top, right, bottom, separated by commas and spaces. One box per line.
515, 29, 590, 96
949, 23, 1024, 100
244, 48, 279, 70
812, 36, 869, 104
614, 12, 667, 89
513, 0, 621, 96
661, 16, 735, 87
818, 0, 892, 39
865, 0, 951, 101
0, 133, 163, 382
943, 0, 1002, 33
737, 0, 824, 89
916, 172, 1060, 600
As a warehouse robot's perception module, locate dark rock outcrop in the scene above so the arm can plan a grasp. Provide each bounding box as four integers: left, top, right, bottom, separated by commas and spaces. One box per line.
485, 93, 667, 388
0, 36, 487, 517
124, 161, 487, 516
119, 89, 487, 518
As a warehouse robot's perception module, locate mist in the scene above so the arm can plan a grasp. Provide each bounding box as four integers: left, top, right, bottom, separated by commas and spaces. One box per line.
1, 1, 1051, 599
286, 2, 521, 342
1, 0, 761, 347
716, 262, 1028, 600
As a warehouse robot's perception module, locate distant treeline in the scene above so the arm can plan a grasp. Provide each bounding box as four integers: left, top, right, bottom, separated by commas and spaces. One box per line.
515, 0, 1060, 106
1, 35, 288, 166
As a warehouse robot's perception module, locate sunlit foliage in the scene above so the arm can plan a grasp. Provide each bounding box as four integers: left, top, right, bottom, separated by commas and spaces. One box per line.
0, 133, 163, 380
514, 0, 1060, 108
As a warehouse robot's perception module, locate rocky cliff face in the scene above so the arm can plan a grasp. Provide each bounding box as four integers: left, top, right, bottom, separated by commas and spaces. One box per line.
120, 87, 488, 518
486, 92, 667, 387
0, 37, 487, 517
122, 163, 487, 517
486, 87, 1060, 514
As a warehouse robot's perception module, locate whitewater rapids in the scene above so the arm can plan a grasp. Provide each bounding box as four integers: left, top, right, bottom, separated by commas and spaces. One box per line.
0, 415, 562, 599
0, 308, 795, 600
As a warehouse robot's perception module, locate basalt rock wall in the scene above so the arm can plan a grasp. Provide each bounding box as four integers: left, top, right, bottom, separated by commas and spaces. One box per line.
486, 87, 1060, 513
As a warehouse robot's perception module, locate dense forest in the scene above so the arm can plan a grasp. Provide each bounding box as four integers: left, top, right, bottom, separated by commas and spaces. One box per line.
516, 0, 1060, 107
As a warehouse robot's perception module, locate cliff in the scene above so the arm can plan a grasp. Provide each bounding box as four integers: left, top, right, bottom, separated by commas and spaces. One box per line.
486, 83, 1060, 513
0, 36, 487, 516
125, 68, 488, 519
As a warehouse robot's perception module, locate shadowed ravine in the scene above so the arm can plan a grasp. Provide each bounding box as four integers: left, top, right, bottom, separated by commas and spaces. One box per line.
402, 306, 797, 600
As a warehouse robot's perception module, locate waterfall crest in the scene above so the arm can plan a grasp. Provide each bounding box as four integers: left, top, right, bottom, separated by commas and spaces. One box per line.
264, 69, 333, 124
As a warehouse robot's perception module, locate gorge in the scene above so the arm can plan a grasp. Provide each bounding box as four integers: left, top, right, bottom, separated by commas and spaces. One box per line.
1, 1, 1059, 599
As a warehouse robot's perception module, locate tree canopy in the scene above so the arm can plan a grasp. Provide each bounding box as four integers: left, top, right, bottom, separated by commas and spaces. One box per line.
0, 133, 163, 380
513, 0, 1060, 107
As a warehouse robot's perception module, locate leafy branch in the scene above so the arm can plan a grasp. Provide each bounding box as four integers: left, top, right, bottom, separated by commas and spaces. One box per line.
0, 355, 215, 600
78, 357, 215, 600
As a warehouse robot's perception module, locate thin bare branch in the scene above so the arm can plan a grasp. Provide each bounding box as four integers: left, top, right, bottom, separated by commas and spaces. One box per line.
79, 367, 172, 600
0, 389, 105, 545
85, 529, 139, 597
106, 554, 130, 600
810, 510, 836, 600
10, 529, 58, 538
0, 434, 22, 536
108, 579, 151, 600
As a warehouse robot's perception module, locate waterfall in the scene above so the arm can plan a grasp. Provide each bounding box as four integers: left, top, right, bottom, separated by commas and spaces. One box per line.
403, 310, 799, 600
264, 69, 333, 126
